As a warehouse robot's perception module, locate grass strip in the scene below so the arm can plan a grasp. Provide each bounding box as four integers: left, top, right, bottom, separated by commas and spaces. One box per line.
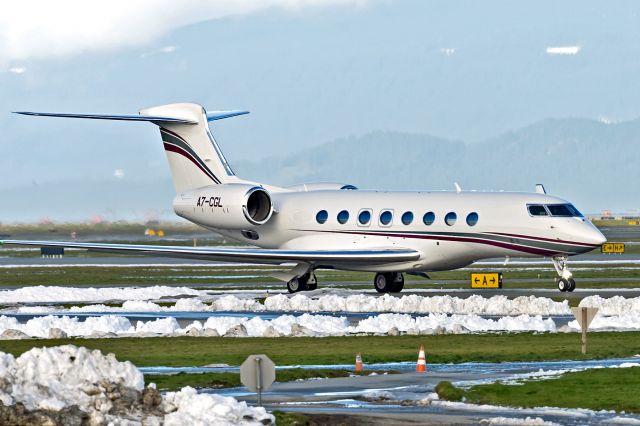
435, 366, 640, 413
1, 333, 639, 367
145, 368, 396, 391
1, 263, 639, 287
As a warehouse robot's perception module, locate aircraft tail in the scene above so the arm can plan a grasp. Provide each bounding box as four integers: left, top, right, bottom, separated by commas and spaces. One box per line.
14, 103, 248, 193
139, 103, 247, 192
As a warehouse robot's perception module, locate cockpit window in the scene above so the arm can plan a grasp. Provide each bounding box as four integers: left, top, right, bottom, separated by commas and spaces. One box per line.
547, 204, 583, 217
528, 205, 548, 216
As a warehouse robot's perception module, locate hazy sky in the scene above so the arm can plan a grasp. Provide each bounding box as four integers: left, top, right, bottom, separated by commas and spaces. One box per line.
1, 0, 640, 220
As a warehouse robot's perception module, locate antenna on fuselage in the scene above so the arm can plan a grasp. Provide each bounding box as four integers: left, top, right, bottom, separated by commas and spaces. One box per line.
454, 182, 462, 193
535, 184, 547, 194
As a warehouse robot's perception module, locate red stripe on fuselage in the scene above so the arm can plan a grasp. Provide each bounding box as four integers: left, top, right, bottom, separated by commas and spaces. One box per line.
299, 229, 572, 256
163, 142, 220, 183
486, 232, 597, 248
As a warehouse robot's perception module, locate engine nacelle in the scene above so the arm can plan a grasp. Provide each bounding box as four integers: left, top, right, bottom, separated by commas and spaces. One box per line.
173, 184, 273, 229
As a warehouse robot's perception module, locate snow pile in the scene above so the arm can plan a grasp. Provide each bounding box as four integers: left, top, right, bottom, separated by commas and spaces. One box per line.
568, 313, 640, 331
352, 313, 556, 334
0, 315, 188, 338
163, 387, 272, 426
198, 314, 350, 337
580, 295, 640, 316
609, 416, 640, 425
263, 294, 571, 315
0, 285, 201, 304
0, 345, 143, 412
8, 292, 577, 315
0, 312, 559, 339
212, 295, 264, 311
480, 417, 561, 426
0, 345, 274, 425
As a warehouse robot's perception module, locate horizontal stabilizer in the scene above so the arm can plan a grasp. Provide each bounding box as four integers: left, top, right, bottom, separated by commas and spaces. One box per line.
13, 111, 198, 124
14, 110, 250, 125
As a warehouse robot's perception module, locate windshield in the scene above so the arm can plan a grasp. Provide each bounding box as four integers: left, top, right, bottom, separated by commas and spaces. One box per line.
546, 204, 583, 217
527, 204, 583, 217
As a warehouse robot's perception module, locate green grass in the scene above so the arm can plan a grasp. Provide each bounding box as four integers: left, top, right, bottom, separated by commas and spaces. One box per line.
272, 411, 312, 426
1, 333, 640, 367
145, 368, 396, 391
1, 260, 639, 288
436, 367, 640, 413
0, 221, 208, 236
434, 381, 464, 401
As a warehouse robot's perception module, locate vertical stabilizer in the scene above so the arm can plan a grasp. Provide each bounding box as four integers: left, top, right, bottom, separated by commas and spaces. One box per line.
140, 103, 244, 193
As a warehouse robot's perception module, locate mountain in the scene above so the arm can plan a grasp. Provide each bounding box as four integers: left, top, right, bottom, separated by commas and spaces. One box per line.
235, 117, 640, 212
1, 117, 638, 221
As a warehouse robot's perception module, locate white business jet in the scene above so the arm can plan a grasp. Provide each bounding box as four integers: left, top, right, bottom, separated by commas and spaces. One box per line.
3, 103, 606, 293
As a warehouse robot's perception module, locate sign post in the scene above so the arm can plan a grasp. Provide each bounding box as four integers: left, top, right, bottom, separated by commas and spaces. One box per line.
570, 307, 599, 354
240, 354, 276, 406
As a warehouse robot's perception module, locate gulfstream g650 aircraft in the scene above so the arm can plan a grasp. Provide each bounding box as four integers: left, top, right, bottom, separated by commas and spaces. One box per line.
4, 103, 606, 293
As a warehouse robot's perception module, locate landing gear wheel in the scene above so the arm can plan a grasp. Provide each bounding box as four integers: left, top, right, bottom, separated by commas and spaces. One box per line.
552, 256, 575, 293
374, 273, 393, 293
287, 276, 308, 293
306, 283, 318, 291
390, 273, 405, 293
557, 278, 569, 292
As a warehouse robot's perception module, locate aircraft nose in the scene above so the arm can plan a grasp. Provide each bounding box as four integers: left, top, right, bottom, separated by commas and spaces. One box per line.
584, 225, 607, 246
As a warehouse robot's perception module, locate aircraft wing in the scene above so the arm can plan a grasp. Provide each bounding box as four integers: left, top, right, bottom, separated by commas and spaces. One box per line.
0, 240, 420, 266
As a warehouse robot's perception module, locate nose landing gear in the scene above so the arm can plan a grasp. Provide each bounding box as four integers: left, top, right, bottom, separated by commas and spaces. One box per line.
374, 272, 405, 293
552, 255, 576, 292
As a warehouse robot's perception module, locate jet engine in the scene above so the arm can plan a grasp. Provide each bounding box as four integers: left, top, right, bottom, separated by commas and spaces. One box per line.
173, 184, 274, 229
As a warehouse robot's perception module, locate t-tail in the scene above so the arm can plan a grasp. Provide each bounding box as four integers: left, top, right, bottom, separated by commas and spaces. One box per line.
14, 103, 248, 193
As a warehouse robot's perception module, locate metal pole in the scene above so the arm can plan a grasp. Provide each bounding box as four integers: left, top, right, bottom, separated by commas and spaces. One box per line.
581, 307, 587, 355
255, 357, 262, 405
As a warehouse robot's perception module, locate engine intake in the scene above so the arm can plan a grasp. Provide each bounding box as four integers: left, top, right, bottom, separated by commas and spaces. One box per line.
243, 187, 273, 225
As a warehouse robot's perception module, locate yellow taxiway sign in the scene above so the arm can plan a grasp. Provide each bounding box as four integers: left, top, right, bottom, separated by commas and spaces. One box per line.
471, 272, 503, 289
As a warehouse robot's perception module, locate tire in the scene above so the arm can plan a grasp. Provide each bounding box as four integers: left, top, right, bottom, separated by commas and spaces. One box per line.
557, 278, 569, 292
287, 277, 308, 293
390, 273, 405, 293
374, 273, 391, 293
306, 283, 318, 291
567, 278, 576, 292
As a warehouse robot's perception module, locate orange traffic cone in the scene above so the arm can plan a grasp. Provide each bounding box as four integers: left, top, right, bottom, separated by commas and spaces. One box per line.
416, 345, 427, 372
355, 353, 364, 372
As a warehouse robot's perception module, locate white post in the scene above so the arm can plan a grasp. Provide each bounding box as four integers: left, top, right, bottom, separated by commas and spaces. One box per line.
581, 307, 587, 355
255, 357, 263, 405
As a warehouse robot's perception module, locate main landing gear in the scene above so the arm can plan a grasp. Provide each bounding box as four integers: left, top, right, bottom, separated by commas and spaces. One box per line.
286, 272, 318, 293
552, 255, 576, 292
374, 272, 404, 293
